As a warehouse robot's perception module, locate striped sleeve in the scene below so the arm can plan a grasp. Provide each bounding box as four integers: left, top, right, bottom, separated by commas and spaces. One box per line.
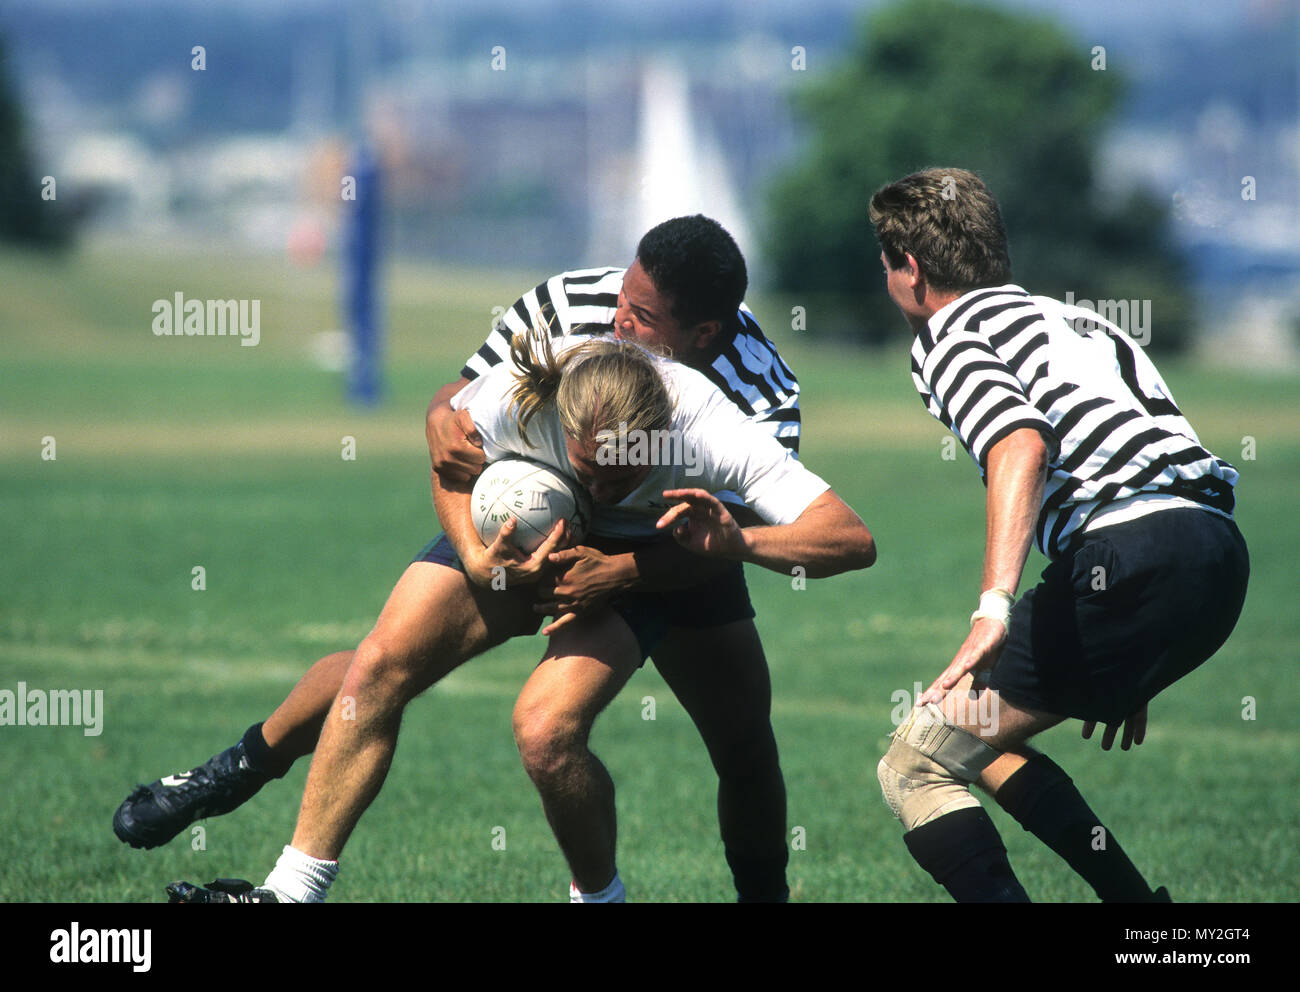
707, 309, 802, 456
459, 268, 623, 381
915, 287, 1238, 557
917, 324, 1059, 469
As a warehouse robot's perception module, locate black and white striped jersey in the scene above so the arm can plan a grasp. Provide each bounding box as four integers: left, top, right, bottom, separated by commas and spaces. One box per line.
912, 285, 1238, 558
459, 267, 802, 454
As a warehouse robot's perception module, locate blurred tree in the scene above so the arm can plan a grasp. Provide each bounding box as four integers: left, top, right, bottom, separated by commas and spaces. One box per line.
766, 0, 1192, 351
0, 33, 74, 248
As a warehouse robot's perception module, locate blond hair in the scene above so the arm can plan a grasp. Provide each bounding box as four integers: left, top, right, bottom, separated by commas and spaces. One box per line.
507, 318, 672, 448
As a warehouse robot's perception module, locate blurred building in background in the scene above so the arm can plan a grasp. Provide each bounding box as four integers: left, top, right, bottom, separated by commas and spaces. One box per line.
3, 0, 1297, 363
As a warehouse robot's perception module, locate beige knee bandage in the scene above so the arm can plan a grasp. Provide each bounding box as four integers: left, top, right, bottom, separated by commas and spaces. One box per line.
877, 703, 1000, 831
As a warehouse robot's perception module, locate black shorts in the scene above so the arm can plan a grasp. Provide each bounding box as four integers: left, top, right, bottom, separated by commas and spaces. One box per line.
988, 508, 1249, 725
412, 533, 755, 663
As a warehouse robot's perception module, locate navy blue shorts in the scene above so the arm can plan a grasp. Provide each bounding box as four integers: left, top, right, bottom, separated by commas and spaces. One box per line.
413, 533, 755, 662
988, 508, 1249, 724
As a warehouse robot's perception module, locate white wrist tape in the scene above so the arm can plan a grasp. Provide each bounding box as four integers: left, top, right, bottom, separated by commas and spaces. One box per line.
970, 588, 1014, 629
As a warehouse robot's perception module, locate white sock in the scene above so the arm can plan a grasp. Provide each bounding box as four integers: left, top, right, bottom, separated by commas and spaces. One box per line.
262, 845, 339, 903
569, 871, 625, 903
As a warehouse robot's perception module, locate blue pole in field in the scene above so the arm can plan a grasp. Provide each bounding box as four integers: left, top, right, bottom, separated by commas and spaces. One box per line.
344, 143, 382, 405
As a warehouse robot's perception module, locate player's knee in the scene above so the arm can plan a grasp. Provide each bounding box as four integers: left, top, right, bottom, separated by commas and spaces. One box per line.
876, 703, 1001, 831
877, 742, 981, 832
512, 702, 586, 783
345, 636, 423, 708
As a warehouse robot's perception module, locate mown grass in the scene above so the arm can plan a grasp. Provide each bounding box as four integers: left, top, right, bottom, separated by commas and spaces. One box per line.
1, 246, 1295, 901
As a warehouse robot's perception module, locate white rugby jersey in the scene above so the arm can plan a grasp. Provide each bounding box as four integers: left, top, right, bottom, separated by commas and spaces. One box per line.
452, 352, 830, 540
912, 285, 1237, 558
460, 267, 802, 454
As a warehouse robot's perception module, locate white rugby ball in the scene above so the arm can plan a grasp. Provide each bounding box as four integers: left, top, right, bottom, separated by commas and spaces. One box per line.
471, 458, 593, 553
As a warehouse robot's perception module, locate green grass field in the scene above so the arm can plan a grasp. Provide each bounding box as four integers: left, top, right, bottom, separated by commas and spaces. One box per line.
1, 245, 1296, 902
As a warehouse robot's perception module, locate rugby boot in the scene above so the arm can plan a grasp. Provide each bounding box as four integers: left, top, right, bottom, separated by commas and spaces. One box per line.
113, 741, 269, 849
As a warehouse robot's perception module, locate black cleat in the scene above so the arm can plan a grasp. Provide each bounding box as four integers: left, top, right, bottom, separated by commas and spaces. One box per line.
1148, 885, 1173, 902
114, 741, 270, 849
166, 878, 278, 903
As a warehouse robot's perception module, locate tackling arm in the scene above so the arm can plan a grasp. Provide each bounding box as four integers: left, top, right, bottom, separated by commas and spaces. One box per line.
737, 489, 876, 577
426, 377, 486, 485
658, 488, 876, 579
577, 502, 762, 591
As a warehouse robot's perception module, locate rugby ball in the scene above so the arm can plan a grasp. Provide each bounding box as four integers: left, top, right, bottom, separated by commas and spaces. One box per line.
471, 458, 593, 553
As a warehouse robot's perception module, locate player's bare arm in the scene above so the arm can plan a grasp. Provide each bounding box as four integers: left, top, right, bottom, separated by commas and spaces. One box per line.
657, 488, 875, 577
426, 377, 486, 484
432, 452, 565, 588
919, 427, 1048, 705
981, 428, 1049, 593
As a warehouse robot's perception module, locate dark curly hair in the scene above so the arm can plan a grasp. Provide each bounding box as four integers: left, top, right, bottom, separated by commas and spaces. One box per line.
635, 215, 747, 327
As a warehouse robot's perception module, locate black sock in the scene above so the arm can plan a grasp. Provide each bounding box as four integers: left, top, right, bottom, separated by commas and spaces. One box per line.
239, 723, 292, 779
725, 849, 790, 903
903, 806, 1030, 902
994, 753, 1154, 902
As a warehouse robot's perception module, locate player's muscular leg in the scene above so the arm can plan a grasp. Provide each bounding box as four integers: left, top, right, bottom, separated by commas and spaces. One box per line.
291, 562, 539, 861
512, 610, 642, 893
651, 621, 788, 899
261, 650, 354, 759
